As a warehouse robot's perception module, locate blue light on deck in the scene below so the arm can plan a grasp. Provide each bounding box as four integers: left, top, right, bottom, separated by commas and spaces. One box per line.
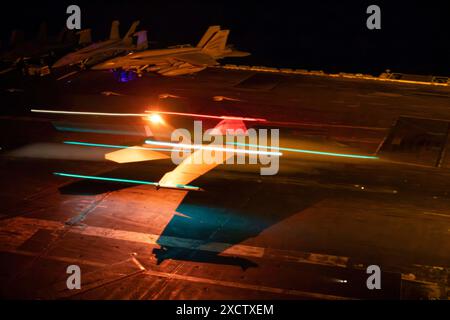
54, 172, 159, 186
53, 172, 200, 191
114, 70, 136, 82
63, 140, 376, 160
226, 142, 379, 159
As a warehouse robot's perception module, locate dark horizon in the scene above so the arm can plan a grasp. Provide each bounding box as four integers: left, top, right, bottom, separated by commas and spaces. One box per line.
0, 0, 448, 75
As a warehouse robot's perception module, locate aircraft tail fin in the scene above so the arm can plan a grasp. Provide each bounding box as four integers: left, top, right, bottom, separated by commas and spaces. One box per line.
122, 20, 140, 45
63, 29, 77, 45
77, 29, 92, 45
10, 30, 25, 47
56, 27, 66, 43
201, 29, 229, 57
196, 25, 221, 48
110, 20, 120, 40
135, 30, 148, 50
36, 22, 48, 43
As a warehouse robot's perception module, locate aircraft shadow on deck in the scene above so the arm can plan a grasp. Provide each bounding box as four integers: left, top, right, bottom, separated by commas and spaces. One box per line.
59, 179, 131, 195
55, 162, 325, 270
153, 176, 324, 270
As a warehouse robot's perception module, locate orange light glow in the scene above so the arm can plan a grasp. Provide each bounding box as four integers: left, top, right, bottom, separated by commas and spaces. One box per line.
148, 113, 164, 124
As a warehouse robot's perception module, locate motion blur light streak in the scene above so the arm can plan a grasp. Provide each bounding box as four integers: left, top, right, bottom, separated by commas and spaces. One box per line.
32, 109, 148, 117
31, 109, 266, 122
63, 141, 182, 152
145, 110, 267, 122
226, 142, 379, 159
53, 172, 200, 190
144, 139, 283, 156
54, 172, 159, 186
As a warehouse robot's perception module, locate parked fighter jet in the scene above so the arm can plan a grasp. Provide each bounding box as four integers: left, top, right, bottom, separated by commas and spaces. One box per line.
91, 26, 250, 76
52, 20, 147, 69
0, 22, 79, 74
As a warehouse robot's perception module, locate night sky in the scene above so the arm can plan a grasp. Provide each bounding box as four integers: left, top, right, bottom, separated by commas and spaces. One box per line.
0, 0, 448, 75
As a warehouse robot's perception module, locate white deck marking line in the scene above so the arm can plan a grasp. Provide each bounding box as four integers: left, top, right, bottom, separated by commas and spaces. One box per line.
71, 225, 265, 258
144, 269, 355, 300
0, 216, 63, 250
1, 217, 448, 291
0, 216, 351, 267
0, 217, 264, 257
1, 248, 107, 268
422, 211, 450, 218
2, 248, 354, 299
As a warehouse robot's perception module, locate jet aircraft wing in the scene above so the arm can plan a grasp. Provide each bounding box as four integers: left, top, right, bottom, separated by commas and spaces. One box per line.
105, 145, 170, 163
158, 147, 233, 188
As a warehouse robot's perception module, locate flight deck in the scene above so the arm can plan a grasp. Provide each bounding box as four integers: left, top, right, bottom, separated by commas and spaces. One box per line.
0, 66, 449, 299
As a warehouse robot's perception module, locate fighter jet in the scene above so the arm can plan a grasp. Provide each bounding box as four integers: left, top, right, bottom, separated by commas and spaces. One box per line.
0, 23, 79, 73
91, 26, 250, 76
30, 108, 276, 191
52, 20, 147, 69
30, 107, 379, 191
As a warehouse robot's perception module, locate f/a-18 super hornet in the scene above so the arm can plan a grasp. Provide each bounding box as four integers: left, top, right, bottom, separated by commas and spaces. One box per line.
0, 22, 80, 74
30, 107, 379, 191
52, 20, 147, 69
91, 26, 250, 76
